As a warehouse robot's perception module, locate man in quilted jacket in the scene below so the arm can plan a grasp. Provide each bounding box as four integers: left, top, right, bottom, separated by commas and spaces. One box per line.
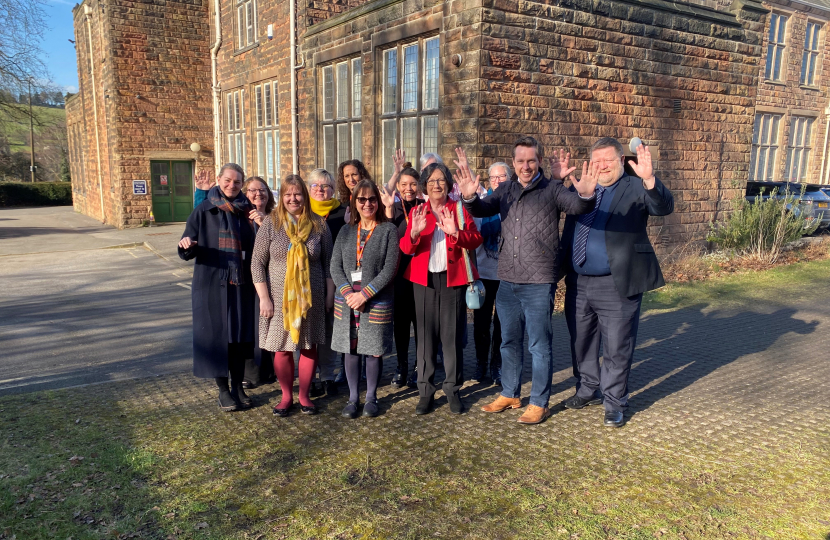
456, 136, 597, 424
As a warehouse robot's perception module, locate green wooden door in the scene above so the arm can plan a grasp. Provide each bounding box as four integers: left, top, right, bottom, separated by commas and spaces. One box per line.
151, 160, 193, 222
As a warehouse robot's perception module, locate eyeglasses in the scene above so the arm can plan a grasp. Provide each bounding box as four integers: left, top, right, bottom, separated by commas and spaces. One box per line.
490, 174, 508, 181
247, 189, 268, 194
426, 179, 448, 186
355, 196, 378, 205
310, 183, 333, 190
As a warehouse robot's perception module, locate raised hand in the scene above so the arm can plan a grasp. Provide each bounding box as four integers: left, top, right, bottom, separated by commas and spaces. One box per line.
572, 160, 599, 198
410, 204, 428, 240
194, 169, 213, 190
393, 149, 406, 174
548, 149, 576, 181
178, 237, 198, 249
435, 206, 459, 237
248, 209, 266, 226
453, 147, 470, 172
379, 185, 395, 209
630, 144, 655, 188
453, 162, 481, 200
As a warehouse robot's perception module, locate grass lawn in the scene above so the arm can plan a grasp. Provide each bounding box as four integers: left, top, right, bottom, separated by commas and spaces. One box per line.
0, 105, 66, 154
2, 258, 829, 540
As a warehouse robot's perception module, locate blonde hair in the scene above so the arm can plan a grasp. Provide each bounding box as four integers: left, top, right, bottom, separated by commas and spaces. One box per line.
271, 174, 326, 233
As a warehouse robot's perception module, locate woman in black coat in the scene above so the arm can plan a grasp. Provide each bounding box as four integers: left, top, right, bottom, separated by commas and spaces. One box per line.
178, 163, 257, 412
386, 165, 424, 388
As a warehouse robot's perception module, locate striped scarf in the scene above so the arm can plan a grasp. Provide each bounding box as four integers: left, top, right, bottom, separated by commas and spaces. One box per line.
207, 185, 253, 285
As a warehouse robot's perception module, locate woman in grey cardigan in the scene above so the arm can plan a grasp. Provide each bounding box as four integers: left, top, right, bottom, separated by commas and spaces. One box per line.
330, 179, 400, 418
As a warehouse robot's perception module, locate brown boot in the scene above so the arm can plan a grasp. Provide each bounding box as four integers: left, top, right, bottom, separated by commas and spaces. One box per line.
481, 395, 522, 413
517, 404, 551, 424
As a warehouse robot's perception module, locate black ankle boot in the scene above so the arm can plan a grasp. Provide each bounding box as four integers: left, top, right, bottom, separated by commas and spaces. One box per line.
230, 384, 253, 408
216, 377, 238, 412
218, 389, 238, 411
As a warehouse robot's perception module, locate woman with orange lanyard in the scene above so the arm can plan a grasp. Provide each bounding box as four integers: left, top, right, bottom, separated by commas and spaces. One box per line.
385, 164, 424, 388
330, 179, 400, 418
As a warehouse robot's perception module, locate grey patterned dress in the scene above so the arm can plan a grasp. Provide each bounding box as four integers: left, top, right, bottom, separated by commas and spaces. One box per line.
251, 214, 333, 352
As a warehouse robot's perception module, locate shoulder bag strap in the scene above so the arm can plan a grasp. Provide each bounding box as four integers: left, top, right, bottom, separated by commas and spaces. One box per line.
456, 200, 474, 284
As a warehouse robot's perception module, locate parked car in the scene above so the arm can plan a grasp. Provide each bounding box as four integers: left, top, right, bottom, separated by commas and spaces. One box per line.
745, 181, 830, 232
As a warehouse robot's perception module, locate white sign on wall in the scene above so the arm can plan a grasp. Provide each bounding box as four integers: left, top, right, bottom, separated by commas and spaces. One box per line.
132, 180, 147, 195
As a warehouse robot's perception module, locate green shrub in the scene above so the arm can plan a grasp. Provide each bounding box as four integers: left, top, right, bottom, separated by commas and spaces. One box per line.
707, 187, 820, 263
0, 182, 73, 207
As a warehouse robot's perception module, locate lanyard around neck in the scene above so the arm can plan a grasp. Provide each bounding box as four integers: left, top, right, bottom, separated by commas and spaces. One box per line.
356, 223, 376, 268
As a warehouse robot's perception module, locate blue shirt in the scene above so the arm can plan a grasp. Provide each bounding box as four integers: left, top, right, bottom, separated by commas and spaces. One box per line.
572, 181, 618, 276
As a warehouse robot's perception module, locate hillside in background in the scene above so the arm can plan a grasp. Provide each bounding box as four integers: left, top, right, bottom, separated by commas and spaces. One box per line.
0, 106, 68, 183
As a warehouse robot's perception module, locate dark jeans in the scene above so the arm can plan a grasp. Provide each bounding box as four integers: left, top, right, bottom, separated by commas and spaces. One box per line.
393, 276, 417, 374
413, 272, 465, 398
496, 281, 556, 408
473, 279, 501, 372
564, 273, 642, 412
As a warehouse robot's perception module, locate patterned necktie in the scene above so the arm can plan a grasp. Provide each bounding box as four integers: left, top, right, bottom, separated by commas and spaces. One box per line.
573, 185, 606, 267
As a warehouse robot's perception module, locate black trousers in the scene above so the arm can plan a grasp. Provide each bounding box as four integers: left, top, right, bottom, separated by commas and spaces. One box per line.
473, 279, 501, 372
393, 276, 417, 373
413, 271, 465, 398
564, 273, 642, 412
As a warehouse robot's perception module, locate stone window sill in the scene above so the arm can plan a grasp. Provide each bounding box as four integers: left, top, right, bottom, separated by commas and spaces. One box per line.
232, 42, 260, 57
799, 84, 820, 91
763, 79, 787, 86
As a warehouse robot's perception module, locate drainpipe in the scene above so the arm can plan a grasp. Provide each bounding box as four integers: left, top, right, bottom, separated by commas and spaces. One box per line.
290, 0, 298, 174
84, 3, 105, 222
210, 0, 223, 171
820, 104, 830, 185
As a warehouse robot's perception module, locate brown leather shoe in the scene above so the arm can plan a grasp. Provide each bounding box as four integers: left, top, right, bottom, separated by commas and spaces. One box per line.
481, 395, 523, 413
517, 404, 551, 424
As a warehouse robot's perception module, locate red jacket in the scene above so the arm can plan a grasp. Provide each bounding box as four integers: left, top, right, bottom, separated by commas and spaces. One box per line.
400, 201, 483, 287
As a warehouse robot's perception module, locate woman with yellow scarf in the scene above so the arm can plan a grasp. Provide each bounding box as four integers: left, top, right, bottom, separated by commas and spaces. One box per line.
252, 175, 334, 417
306, 168, 346, 397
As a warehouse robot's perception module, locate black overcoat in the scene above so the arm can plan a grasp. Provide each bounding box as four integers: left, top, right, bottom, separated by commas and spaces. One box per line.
178, 200, 257, 378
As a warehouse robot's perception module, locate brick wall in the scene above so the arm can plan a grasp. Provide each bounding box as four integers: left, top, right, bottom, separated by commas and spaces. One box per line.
68, 0, 214, 228
756, 3, 830, 183
296, 0, 766, 249
306, 0, 373, 26
472, 0, 767, 249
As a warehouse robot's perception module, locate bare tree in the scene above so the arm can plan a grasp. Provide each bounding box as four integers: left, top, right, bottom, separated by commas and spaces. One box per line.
0, 0, 51, 124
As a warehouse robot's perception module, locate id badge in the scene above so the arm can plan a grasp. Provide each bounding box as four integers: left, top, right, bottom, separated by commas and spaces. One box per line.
351, 270, 362, 283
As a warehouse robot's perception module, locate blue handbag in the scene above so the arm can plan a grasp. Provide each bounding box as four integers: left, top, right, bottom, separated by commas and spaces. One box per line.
456, 201, 486, 309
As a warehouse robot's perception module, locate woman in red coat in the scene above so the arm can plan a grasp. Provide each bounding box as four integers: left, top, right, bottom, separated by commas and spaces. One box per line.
400, 162, 483, 415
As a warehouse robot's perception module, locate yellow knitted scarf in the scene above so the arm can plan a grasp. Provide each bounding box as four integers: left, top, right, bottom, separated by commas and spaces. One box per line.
310, 197, 340, 218
282, 215, 313, 344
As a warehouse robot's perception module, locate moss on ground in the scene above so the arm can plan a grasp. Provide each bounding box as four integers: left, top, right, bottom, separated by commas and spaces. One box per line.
3, 260, 830, 539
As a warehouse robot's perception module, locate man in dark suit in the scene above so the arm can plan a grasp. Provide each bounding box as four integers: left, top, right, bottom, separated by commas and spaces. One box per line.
559, 137, 674, 427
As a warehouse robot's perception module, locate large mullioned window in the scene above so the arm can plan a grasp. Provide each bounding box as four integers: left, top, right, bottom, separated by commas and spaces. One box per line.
254, 81, 281, 188
379, 36, 440, 180
321, 58, 363, 174
226, 89, 246, 168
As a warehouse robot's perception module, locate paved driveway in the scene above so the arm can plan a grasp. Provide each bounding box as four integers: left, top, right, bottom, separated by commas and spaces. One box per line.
0, 206, 193, 395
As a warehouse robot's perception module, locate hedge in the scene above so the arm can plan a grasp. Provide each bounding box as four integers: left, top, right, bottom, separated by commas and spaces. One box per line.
0, 182, 73, 207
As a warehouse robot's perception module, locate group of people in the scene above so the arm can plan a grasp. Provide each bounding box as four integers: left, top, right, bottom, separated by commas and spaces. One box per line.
179, 134, 673, 427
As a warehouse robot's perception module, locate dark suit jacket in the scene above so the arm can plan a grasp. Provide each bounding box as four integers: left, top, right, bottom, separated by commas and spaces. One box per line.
559, 174, 674, 298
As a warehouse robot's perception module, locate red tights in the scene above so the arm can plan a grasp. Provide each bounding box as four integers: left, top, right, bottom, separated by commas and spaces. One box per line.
273, 347, 318, 409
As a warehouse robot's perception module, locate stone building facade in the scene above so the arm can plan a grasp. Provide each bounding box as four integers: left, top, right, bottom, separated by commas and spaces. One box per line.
68, 0, 781, 246
67, 0, 214, 227
283, 0, 768, 247
751, 0, 830, 184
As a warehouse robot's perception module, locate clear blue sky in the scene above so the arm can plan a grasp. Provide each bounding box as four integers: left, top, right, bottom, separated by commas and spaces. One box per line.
42, 0, 80, 93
